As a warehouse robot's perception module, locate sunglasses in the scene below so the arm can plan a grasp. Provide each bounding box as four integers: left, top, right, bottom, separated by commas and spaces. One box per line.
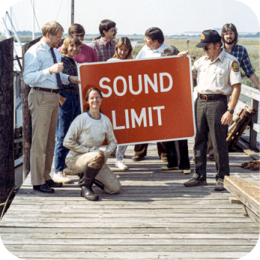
111, 28, 118, 33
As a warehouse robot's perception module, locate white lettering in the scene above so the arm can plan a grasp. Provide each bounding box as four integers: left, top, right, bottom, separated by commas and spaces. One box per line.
125, 109, 130, 129
99, 77, 112, 98
144, 73, 158, 93
159, 73, 173, 92
128, 75, 142, 95
148, 107, 153, 126
153, 106, 165, 126
131, 108, 147, 128
113, 76, 127, 96
112, 110, 125, 130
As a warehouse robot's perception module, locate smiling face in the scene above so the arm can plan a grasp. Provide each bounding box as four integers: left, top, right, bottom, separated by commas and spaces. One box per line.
117, 44, 130, 60
66, 43, 81, 58
87, 90, 102, 110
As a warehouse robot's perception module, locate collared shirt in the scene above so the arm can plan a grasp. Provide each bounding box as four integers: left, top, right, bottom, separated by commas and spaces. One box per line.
23, 39, 69, 89
89, 38, 117, 62
135, 42, 168, 59
224, 44, 255, 78
192, 50, 241, 96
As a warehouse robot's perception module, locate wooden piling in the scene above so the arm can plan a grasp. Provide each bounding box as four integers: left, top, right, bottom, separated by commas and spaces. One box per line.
0, 38, 15, 215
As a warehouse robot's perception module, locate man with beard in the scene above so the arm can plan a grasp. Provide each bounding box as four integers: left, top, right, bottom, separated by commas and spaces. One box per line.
90, 19, 117, 62
222, 23, 259, 90
183, 29, 241, 191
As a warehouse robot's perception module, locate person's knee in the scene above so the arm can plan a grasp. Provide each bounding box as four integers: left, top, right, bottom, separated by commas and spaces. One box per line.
88, 152, 105, 169
104, 180, 121, 194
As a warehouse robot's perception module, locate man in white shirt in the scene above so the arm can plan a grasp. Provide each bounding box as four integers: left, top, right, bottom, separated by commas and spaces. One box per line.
133, 27, 168, 162
23, 21, 80, 193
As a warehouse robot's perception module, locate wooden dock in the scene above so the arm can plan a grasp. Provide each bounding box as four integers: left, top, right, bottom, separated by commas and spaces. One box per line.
0, 141, 260, 259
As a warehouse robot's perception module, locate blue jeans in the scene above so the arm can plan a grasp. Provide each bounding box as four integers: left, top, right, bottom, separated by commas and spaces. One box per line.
54, 90, 81, 172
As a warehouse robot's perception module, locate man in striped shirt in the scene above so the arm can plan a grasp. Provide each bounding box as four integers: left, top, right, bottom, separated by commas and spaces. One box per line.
90, 19, 117, 62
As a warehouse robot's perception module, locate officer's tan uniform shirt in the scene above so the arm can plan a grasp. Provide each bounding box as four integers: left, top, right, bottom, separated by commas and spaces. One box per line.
192, 50, 241, 95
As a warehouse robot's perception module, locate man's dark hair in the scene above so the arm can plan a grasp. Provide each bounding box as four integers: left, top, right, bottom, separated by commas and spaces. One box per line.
68, 23, 85, 35
99, 19, 116, 37
221, 23, 238, 45
161, 46, 180, 56
145, 27, 164, 44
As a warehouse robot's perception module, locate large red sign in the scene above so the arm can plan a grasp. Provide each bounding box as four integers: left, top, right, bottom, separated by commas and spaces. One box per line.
78, 56, 195, 145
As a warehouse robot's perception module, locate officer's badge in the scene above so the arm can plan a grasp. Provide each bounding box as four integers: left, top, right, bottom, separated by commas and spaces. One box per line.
232, 61, 239, 72
201, 33, 205, 40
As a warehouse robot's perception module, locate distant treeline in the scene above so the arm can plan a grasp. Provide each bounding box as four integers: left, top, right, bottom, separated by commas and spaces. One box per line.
0, 31, 259, 38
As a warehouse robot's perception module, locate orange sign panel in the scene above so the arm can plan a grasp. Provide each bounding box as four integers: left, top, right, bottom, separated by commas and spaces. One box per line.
78, 56, 195, 145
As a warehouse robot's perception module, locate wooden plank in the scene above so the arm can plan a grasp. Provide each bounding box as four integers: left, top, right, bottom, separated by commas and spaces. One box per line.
224, 176, 260, 218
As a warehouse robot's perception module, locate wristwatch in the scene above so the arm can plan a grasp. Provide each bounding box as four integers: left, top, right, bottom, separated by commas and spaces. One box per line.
227, 109, 234, 114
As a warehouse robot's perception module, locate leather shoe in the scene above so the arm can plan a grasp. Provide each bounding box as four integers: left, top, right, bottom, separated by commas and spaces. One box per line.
184, 178, 207, 187
132, 156, 145, 161
33, 183, 54, 193
46, 179, 63, 187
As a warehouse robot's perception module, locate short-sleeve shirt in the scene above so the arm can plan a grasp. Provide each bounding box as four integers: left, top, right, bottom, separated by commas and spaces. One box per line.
90, 38, 117, 62
192, 50, 241, 96
135, 42, 168, 59
225, 44, 255, 78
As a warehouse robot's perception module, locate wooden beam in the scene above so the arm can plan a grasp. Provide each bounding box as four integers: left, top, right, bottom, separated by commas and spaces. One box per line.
224, 176, 260, 218
0, 38, 15, 215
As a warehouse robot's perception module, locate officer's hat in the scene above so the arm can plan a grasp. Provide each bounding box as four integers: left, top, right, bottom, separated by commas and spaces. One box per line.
196, 29, 222, 48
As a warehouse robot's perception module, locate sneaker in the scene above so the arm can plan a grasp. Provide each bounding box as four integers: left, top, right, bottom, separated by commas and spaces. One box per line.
53, 171, 72, 184
161, 166, 178, 170
132, 156, 145, 161
115, 161, 128, 170
184, 178, 207, 187
214, 178, 225, 191
183, 169, 191, 174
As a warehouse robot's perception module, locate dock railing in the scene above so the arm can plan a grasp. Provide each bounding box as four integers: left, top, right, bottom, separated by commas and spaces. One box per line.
236, 84, 260, 151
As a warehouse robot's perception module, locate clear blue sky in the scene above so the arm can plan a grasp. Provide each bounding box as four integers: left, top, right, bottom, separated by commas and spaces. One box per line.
1, 0, 260, 36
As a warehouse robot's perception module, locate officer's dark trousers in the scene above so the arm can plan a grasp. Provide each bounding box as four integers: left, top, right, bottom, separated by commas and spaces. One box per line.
134, 143, 167, 158
194, 96, 229, 181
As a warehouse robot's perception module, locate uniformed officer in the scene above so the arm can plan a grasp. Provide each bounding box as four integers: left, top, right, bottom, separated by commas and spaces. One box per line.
184, 29, 241, 191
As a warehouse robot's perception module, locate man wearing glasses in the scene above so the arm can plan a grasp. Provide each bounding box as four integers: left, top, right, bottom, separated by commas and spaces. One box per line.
183, 30, 241, 191
90, 19, 117, 61
59, 23, 98, 63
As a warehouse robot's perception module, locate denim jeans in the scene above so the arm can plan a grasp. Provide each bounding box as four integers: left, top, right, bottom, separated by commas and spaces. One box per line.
116, 145, 128, 161
54, 90, 81, 172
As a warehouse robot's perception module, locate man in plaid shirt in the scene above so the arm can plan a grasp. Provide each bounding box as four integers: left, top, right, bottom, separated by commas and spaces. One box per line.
90, 19, 117, 62
221, 23, 260, 90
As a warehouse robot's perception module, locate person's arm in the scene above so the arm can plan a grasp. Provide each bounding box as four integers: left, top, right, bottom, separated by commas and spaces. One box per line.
103, 118, 117, 157
63, 117, 90, 154
221, 83, 241, 125
249, 72, 260, 91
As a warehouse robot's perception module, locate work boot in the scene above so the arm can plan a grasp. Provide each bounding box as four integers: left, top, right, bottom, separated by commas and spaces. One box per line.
214, 178, 225, 191
94, 179, 105, 190
79, 166, 101, 201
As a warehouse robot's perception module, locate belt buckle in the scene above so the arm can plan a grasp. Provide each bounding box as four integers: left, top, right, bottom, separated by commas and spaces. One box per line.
202, 94, 208, 101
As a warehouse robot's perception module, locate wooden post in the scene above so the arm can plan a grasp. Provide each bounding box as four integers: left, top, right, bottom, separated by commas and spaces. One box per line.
0, 38, 14, 215
22, 37, 41, 181
249, 99, 258, 150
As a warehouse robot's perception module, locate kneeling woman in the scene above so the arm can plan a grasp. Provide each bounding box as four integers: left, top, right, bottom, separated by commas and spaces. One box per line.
63, 87, 121, 201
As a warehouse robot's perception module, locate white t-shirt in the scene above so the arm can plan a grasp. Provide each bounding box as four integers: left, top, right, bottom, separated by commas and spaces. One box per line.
136, 42, 168, 59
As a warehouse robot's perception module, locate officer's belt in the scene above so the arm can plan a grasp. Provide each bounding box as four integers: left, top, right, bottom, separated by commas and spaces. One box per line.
198, 93, 225, 101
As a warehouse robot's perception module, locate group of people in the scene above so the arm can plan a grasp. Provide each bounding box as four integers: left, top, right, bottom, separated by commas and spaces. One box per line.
23, 19, 259, 201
